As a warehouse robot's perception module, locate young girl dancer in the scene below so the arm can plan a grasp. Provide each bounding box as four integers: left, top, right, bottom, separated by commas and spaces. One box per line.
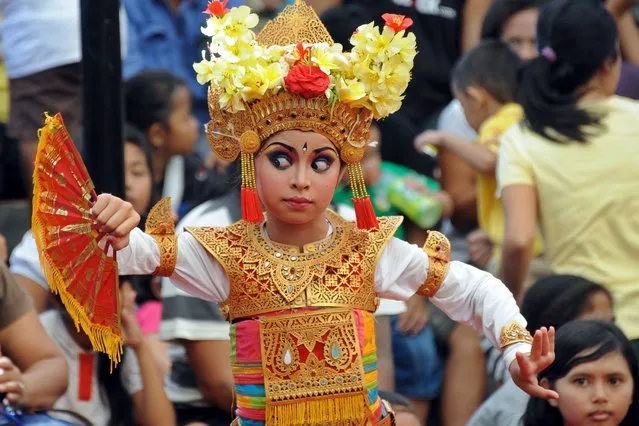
37, 1, 556, 424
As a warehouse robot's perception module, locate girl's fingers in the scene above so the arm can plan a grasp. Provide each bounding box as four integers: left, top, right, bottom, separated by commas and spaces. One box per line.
540, 328, 549, 356
95, 199, 123, 230
549, 326, 556, 354
102, 208, 134, 235
517, 352, 533, 378
91, 194, 112, 217
113, 215, 141, 239
531, 330, 542, 360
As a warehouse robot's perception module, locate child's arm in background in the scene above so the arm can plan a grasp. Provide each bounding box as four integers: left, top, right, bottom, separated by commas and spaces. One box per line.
123, 309, 176, 426
415, 131, 497, 175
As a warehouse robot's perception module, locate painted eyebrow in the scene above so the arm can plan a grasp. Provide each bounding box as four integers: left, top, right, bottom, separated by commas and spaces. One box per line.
313, 146, 338, 155
264, 142, 295, 152
264, 142, 337, 155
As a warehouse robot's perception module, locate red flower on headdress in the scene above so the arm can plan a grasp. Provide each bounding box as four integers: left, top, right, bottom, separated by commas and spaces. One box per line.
284, 64, 330, 99
382, 13, 413, 32
203, 0, 230, 17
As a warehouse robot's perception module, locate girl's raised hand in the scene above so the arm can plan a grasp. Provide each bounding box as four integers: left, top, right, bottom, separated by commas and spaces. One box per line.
91, 194, 140, 251
509, 327, 559, 400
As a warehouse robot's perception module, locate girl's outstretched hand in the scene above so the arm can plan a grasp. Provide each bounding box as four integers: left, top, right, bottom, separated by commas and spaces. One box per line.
509, 327, 559, 400
91, 193, 140, 251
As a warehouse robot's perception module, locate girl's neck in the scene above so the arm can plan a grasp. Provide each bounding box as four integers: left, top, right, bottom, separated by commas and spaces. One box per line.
152, 152, 169, 185
578, 85, 611, 104
264, 213, 330, 248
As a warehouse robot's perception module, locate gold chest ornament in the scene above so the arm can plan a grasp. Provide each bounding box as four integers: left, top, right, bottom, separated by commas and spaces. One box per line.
187, 211, 402, 320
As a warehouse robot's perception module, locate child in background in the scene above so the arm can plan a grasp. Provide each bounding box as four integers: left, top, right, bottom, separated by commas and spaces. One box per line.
524, 320, 638, 426
469, 274, 615, 426
378, 391, 421, 426
39, 281, 175, 426
334, 122, 453, 240
10, 124, 156, 312
124, 70, 235, 219
414, 40, 544, 281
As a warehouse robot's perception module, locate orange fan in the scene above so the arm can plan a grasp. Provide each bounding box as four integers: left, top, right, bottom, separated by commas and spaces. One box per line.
32, 113, 123, 364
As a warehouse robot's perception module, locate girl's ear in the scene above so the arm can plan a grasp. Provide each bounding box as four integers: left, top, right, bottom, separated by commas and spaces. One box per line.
466, 85, 487, 108
540, 378, 559, 407
147, 122, 167, 149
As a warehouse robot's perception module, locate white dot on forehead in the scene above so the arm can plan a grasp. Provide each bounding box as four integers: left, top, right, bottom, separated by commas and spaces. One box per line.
303, 143, 308, 152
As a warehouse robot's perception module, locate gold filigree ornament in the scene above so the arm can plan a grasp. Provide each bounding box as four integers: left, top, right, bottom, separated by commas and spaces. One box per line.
417, 231, 451, 298
500, 320, 534, 349
195, 0, 417, 229
145, 197, 177, 277
259, 309, 368, 425
186, 211, 403, 320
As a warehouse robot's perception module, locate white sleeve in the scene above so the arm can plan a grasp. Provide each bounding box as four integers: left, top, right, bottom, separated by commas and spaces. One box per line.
374, 239, 532, 367
9, 230, 48, 289
117, 228, 230, 302
374, 238, 429, 301
431, 261, 532, 368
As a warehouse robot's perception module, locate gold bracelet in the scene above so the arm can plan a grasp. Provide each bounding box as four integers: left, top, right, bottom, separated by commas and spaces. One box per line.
145, 197, 177, 277
151, 234, 177, 277
416, 231, 451, 298
500, 320, 534, 349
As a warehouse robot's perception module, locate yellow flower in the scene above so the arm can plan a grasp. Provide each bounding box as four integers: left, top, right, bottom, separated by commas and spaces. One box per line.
336, 77, 367, 103
203, 6, 259, 46
350, 22, 378, 52
219, 88, 245, 112
217, 40, 258, 64
193, 51, 217, 85
304, 43, 346, 75
241, 63, 284, 101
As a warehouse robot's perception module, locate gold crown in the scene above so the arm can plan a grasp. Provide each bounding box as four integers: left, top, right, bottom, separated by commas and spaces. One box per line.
256, 0, 333, 46
206, 0, 372, 163
207, 90, 373, 164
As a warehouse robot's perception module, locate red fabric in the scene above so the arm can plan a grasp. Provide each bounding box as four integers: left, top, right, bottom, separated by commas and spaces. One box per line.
241, 187, 264, 223
33, 113, 122, 363
78, 353, 94, 401
235, 320, 262, 363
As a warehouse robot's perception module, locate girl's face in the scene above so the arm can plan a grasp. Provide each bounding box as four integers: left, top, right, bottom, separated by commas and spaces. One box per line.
549, 351, 634, 426
124, 142, 153, 215
579, 291, 615, 323
255, 130, 342, 225
501, 8, 539, 61
166, 86, 199, 156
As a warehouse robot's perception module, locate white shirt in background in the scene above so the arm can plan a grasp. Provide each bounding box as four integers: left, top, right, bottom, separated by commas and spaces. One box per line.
0, 0, 127, 78
39, 311, 143, 426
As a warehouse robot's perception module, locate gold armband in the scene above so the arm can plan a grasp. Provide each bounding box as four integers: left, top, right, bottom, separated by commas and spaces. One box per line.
416, 231, 451, 298
145, 197, 177, 277
500, 320, 534, 349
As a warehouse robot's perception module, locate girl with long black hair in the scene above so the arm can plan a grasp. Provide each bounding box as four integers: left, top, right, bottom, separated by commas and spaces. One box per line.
524, 320, 639, 426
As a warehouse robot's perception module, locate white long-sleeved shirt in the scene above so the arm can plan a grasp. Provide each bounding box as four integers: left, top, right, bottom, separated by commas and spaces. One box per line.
118, 227, 531, 367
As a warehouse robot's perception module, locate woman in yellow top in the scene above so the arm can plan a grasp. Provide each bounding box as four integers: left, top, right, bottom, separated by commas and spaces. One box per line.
499, 0, 639, 353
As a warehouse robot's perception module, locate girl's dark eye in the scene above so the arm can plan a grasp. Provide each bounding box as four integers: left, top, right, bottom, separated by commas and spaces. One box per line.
267, 153, 292, 170
574, 377, 588, 386
311, 156, 334, 172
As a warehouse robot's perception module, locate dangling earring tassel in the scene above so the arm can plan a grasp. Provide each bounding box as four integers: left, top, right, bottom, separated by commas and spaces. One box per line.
240, 152, 264, 223
348, 162, 378, 229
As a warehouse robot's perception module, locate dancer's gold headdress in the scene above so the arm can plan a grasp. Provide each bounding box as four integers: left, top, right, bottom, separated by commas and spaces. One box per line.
195, 0, 416, 228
